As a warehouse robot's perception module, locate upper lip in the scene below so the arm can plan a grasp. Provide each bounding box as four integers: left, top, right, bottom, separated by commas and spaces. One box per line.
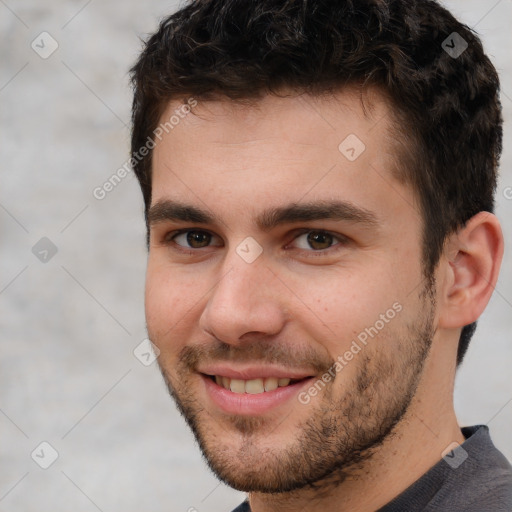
197, 364, 315, 381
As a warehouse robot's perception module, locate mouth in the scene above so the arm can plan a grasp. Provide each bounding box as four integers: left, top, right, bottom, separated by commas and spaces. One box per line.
199, 371, 317, 416
204, 374, 309, 394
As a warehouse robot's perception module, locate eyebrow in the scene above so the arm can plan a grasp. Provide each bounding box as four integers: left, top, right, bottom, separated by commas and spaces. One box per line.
147, 199, 380, 232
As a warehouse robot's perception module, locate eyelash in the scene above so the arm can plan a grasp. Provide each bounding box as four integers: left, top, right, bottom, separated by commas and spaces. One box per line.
163, 228, 349, 257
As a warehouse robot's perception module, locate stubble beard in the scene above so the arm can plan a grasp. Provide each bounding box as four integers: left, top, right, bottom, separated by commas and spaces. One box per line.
154, 286, 436, 494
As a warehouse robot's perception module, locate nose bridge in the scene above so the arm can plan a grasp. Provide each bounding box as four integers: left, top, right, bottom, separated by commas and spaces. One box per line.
199, 242, 286, 343
215, 234, 270, 302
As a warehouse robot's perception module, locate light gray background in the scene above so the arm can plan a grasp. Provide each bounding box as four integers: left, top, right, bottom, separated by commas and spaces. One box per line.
1, 1, 511, 511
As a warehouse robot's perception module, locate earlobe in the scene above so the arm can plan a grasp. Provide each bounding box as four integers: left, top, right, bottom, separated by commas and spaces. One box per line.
438, 212, 504, 329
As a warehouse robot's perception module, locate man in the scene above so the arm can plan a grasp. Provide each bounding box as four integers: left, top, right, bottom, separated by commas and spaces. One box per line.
129, 0, 512, 510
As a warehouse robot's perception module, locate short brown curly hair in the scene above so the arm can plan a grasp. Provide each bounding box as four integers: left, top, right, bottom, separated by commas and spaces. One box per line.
130, 0, 503, 365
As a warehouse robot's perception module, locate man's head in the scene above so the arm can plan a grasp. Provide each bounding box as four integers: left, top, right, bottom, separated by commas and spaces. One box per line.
131, 0, 502, 366
130, 0, 503, 496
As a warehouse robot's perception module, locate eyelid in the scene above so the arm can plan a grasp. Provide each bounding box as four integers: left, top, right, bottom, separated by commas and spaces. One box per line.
286, 228, 349, 251
165, 228, 223, 247
164, 227, 349, 255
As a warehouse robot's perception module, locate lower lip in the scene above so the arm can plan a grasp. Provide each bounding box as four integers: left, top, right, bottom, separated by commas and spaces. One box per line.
201, 374, 314, 416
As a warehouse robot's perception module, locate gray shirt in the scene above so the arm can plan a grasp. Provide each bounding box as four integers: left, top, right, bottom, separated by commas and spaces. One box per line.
231, 425, 512, 512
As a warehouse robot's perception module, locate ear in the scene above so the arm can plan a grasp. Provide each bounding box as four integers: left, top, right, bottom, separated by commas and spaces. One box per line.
438, 212, 504, 329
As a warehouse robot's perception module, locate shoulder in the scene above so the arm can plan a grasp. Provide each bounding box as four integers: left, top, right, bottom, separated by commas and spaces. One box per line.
426, 425, 512, 512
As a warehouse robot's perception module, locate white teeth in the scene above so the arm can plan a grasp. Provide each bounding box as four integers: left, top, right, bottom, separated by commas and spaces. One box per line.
264, 377, 279, 392
229, 379, 246, 393
245, 378, 265, 394
214, 375, 297, 394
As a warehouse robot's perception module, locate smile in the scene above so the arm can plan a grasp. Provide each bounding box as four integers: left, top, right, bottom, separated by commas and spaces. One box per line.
208, 375, 305, 394
200, 372, 316, 415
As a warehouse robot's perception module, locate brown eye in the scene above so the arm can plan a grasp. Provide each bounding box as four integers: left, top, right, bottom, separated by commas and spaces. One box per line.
187, 231, 211, 248
293, 230, 341, 251
306, 231, 333, 250
172, 230, 215, 248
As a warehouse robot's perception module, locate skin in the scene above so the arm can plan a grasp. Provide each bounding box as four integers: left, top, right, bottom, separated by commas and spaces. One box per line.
145, 88, 503, 512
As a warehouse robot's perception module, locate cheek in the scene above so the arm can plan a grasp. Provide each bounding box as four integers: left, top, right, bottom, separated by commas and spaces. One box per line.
144, 260, 205, 355
286, 263, 410, 357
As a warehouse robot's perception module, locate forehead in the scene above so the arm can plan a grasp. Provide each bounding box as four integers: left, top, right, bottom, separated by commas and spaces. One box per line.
156, 88, 391, 152
150, 88, 417, 231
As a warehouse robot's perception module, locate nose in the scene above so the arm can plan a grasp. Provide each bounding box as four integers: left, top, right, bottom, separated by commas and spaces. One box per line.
198, 249, 288, 346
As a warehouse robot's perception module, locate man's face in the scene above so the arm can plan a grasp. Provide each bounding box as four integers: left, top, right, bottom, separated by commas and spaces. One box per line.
146, 90, 437, 492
